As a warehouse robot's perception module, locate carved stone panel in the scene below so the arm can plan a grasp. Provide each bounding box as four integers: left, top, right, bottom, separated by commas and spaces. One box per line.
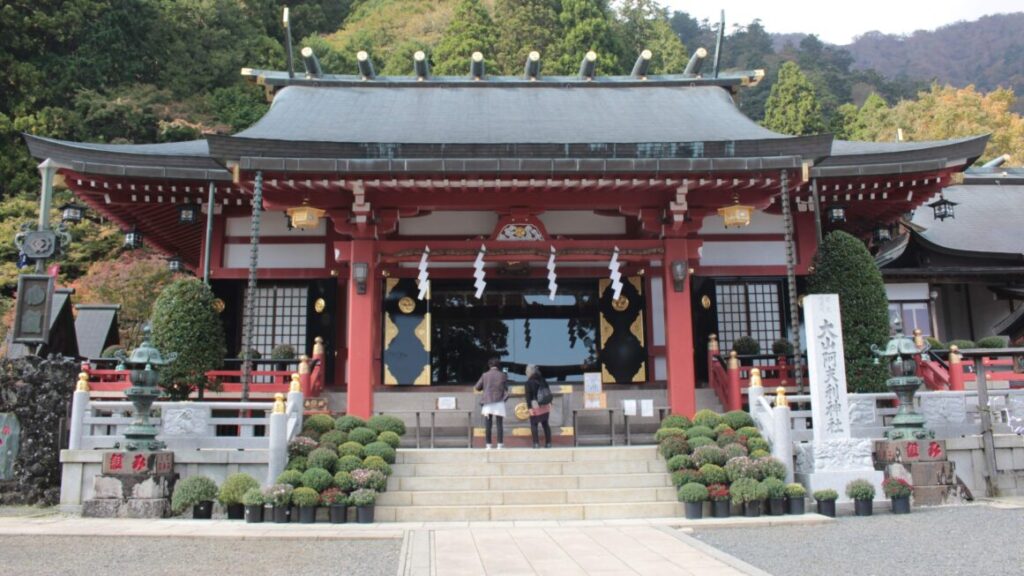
161, 406, 211, 437
919, 393, 967, 425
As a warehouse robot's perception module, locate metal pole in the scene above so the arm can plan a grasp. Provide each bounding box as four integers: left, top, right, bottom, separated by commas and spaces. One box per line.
780, 170, 803, 390
973, 356, 999, 497
241, 171, 263, 401
810, 178, 823, 245
712, 10, 725, 79
36, 159, 57, 274
202, 182, 215, 285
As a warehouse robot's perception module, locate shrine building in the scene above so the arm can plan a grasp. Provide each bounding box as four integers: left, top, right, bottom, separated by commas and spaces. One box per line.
24, 51, 987, 419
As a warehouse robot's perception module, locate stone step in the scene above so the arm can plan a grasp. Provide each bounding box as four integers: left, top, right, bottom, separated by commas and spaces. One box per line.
374, 501, 683, 522
376, 486, 678, 507
390, 459, 662, 478
394, 446, 658, 464
391, 472, 673, 492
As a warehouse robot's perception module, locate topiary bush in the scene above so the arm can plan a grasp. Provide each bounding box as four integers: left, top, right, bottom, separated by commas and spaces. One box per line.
307, 447, 338, 473
218, 473, 259, 506
288, 436, 319, 458
725, 456, 759, 482
350, 488, 377, 507
716, 429, 738, 447
351, 468, 387, 491
336, 454, 364, 473
286, 456, 308, 472
304, 414, 336, 435
171, 475, 219, 513
772, 338, 794, 356
926, 336, 943, 349
735, 426, 761, 440
976, 336, 1006, 349
338, 441, 366, 459
151, 278, 226, 400
335, 415, 366, 433
761, 477, 786, 499
363, 441, 397, 464
785, 483, 807, 499
333, 470, 356, 492
846, 479, 876, 501
731, 336, 761, 355
377, 431, 401, 449
813, 489, 838, 501
367, 415, 407, 437
241, 487, 266, 506
692, 409, 723, 429
654, 427, 688, 443
348, 426, 378, 446
659, 436, 690, 459
291, 486, 320, 507
320, 487, 347, 506
301, 467, 335, 492
661, 414, 692, 429
692, 445, 728, 467
362, 455, 392, 476
723, 443, 749, 460
747, 437, 770, 453
698, 464, 728, 485
730, 477, 763, 504
687, 436, 715, 450
320, 430, 348, 447
756, 457, 787, 481
677, 482, 709, 503
946, 339, 975, 350
722, 410, 755, 430
666, 454, 694, 472
685, 425, 715, 440
270, 344, 296, 360
808, 230, 891, 393
671, 469, 703, 487
276, 469, 303, 488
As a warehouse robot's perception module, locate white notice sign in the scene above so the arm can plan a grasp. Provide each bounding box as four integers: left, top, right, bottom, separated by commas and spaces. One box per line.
641, 399, 654, 418
623, 399, 637, 417
436, 397, 457, 410
583, 372, 602, 394
804, 294, 852, 444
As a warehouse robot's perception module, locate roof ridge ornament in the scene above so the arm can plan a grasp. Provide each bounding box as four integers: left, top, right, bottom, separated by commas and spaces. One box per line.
470, 51, 485, 80
357, 51, 376, 80
301, 47, 322, 79
684, 47, 708, 77
630, 50, 651, 79
579, 51, 597, 81
414, 50, 430, 81
524, 51, 541, 81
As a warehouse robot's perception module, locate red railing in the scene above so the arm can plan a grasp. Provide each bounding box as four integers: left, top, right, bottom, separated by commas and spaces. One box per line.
707, 335, 808, 411
917, 346, 1024, 390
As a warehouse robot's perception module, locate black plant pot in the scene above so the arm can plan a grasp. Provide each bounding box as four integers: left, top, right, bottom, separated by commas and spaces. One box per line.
226, 503, 245, 520
244, 505, 264, 523
768, 497, 786, 516
712, 500, 731, 518
854, 499, 873, 516
192, 501, 214, 519
329, 504, 349, 524
744, 500, 762, 517
891, 496, 911, 514
273, 505, 291, 523
357, 505, 375, 524
788, 498, 805, 515
816, 500, 836, 517
298, 506, 317, 524
684, 501, 703, 520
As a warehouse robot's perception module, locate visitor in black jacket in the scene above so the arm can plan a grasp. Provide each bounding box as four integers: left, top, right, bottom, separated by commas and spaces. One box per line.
525, 364, 552, 449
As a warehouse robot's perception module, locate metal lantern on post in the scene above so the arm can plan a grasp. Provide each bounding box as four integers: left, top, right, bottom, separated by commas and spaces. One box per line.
871, 319, 934, 440
60, 203, 86, 224
115, 326, 177, 451
718, 193, 753, 229
124, 227, 143, 250
177, 202, 200, 225
928, 194, 958, 221
873, 226, 893, 244
826, 204, 846, 224
167, 255, 184, 273
286, 202, 325, 230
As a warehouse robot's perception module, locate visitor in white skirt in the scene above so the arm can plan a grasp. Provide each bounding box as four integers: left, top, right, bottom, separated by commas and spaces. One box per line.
475, 357, 509, 449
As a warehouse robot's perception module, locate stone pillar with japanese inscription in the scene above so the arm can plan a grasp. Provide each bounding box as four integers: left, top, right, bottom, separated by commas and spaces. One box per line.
794, 294, 884, 502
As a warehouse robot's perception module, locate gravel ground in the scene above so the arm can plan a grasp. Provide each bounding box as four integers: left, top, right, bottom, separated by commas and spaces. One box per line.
693, 505, 1024, 576
0, 535, 401, 576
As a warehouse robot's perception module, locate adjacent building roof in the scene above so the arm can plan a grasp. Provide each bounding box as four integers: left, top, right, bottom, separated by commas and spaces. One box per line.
74, 304, 121, 359
4, 289, 78, 360
909, 184, 1024, 259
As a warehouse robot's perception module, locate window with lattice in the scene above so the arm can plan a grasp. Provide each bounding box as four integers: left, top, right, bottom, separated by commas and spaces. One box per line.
714, 281, 783, 353
244, 284, 308, 358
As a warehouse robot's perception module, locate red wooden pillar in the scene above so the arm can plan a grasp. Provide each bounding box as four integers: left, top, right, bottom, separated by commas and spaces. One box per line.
346, 239, 378, 418
662, 238, 696, 416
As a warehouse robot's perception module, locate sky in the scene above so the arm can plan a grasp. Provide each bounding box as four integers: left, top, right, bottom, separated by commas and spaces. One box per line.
661, 0, 1023, 45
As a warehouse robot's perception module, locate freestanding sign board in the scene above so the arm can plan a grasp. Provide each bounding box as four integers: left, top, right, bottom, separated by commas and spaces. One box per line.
12, 274, 54, 344
804, 294, 852, 444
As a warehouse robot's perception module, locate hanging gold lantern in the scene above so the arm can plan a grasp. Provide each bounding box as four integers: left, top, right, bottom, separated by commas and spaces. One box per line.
286, 202, 325, 230
718, 193, 753, 228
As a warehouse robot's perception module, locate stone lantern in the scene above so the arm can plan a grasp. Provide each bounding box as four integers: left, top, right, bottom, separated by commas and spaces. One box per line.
871, 320, 933, 440
117, 326, 177, 451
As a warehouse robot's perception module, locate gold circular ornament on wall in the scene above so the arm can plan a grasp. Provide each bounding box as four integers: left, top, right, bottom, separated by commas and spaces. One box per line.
514, 402, 530, 420
611, 296, 630, 312
701, 295, 712, 310
314, 298, 326, 314
211, 298, 225, 314
398, 297, 416, 314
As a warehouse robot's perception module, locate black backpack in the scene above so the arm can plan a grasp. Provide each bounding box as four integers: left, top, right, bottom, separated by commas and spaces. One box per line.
536, 381, 553, 405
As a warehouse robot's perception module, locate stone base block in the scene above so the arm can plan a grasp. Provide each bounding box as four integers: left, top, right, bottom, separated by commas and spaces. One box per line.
913, 484, 966, 506
796, 469, 885, 503
82, 499, 122, 518
123, 498, 169, 518
911, 461, 956, 486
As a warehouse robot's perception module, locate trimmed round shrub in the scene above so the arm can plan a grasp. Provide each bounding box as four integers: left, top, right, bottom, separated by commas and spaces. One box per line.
750, 449, 770, 459
367, 415, 407, 436
729, 477, 762, 505
271, 344, 296, 360
291, 486, 320, 507
756, 457, 787, 481
671, 469, 703, 487
661, 414, 692, 430
351, 469, 387, 491
654, 427, 687, 443
692, 445, 728, 467
723, 443, 749, 460
301, 467, 335, 492
286, 456, 308, 472
350, 488, 377, 507
772, 338, 794, 356
666, 454, 694, 472
762, 477, 787, 499
731, 336, 761, 355
320, 430, 348, 447
348, 426, 378, 446
846, 479, 876, 501
300, 428, 321, 442
659, 436, 690, 459
364, 441, 397, 464
276, 469, 303, 488
716, 429, 738, 447
288, 436, 318, 458
722, 410, 755, 430
814, 488, 838, 501
218, 472, 259, 505
151, 279, 226, 400
171, 475, 219, 513
338, 441, 366, 459
712, 423, 734, 437
736, 426, 761, 439
926, 336, 943, 349
686, 425, 714, 440
336, 454, 364, 473
378, 431, 401, 449
335, 415, 366, 433
947, 339, 976, 350
319, 440, 339, 453
698, 464, 728, 485
747, 437, 770, 453
687, 436, 715, 450
242, 487, 266, 506
321, 487, 347, 505
976, 336, 1006, 348
307, 447, 338, 473
333, 470, 356, 492
362, 455, 392, 476
304, 414, 336, 435
677, 482, 709, 503
785, 483, 807, 498
692, 409, 723, 429
725, 456, 758, 482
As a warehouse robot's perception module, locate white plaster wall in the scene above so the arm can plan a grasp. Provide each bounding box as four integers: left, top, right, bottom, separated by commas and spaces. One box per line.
398, 211, 498, 236
699, 241, 787, 266
885, 282, 929, 301
224, 244, 325, 269
538, 211, 626, 235
226, 215, 325, 236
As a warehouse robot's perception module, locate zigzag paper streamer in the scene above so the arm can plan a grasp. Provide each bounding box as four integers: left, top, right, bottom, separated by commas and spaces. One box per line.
608, 246, 623, 301
416, 246, 430, 300
473, 244, 487, 299
547, 246, 558, 301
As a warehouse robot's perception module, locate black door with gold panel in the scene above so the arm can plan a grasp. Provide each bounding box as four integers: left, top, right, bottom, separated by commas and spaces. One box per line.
598, 277, 647, 383
382, 278, 431, 385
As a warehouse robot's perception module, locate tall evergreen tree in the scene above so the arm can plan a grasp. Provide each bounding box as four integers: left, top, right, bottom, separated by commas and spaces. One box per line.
551, 0, 619, 75
432, 0, 497, 76
493, 0, 561, 76
762, 61, 826, 135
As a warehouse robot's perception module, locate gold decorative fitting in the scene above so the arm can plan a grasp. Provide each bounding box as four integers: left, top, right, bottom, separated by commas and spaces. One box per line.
314, 298, 326, 314
708, 334, 719, 352
611, 296, 630, 312
949, 345, 961, 364
913, 329, 925, 349
212, 298, 226, 314
775, 386, 789, 408
290, 373, 302, 393
76, 372, 90, 392
718, 193, 753, 228
398, 297, 416, 314
514, 402, 530, 420
313, 336, 325, 356
750, 368, 763, 388
727, 350, 740, 369
298, 355, 310, 374
701, 295, 712, 310
272, 393, 286, 414
286, 203, 325, 230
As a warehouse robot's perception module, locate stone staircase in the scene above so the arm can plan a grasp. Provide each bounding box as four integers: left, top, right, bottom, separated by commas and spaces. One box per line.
375, 446, 680, 522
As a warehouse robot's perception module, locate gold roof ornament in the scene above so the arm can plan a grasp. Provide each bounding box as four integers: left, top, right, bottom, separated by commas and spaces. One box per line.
718, 193, 753, 229
286, 202, 325, 230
